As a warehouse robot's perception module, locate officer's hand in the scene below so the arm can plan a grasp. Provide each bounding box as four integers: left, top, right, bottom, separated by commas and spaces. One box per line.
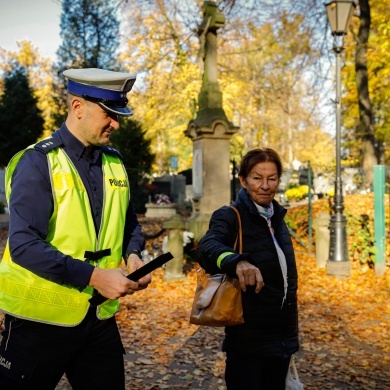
236, 260, 264, 293
126, 254, 152, 290
89, 267, 139, 300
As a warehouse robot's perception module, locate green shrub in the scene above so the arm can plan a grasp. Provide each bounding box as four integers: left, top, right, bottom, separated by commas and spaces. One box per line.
347, 213, 377, 267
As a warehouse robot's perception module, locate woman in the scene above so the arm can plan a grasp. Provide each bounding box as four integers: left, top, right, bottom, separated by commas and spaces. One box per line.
197, 148, 299, 390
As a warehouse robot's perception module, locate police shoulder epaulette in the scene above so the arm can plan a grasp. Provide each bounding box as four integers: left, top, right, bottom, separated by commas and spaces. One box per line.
100, 145, 123, 160
34, 138, 63, 154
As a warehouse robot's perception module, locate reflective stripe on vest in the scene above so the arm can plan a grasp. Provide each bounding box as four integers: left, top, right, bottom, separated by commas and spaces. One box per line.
0, 144, 129, 326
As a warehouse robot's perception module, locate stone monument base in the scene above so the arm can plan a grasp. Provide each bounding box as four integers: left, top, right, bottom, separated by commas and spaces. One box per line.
145, 203, 177, 219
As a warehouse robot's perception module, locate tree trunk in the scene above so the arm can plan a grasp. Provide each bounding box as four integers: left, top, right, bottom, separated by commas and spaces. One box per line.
355, 0, 378, 187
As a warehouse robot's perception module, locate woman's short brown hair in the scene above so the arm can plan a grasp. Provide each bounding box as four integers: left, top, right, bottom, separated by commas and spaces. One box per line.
238, 148, 283, 179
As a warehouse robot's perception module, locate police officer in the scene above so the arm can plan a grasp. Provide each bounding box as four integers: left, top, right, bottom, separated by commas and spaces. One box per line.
0, 68, 151, 389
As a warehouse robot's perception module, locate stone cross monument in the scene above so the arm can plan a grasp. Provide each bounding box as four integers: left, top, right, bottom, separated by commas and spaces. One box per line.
185, 1, 239, 241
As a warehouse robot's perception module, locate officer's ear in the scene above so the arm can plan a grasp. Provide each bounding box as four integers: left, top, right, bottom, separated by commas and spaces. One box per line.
69, 96, 84, 119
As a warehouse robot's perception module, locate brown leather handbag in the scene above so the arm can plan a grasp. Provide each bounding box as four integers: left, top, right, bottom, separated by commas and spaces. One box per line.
189, 206, 244, 327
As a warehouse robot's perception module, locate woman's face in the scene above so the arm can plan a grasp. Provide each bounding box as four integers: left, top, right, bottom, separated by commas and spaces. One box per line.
239, 161, 279, 206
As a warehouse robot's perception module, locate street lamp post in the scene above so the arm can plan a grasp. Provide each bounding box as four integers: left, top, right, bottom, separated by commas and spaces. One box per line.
325, 0, 356, 277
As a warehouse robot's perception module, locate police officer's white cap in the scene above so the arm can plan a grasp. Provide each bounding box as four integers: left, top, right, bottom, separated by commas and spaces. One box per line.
63, 68, 137, 117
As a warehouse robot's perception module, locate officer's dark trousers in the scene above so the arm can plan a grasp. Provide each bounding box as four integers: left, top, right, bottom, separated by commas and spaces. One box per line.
225, 352, 291, 390
0, 308, 125, 390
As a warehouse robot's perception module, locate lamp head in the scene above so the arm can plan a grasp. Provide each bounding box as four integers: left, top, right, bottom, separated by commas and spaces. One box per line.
325, 0, 356, 36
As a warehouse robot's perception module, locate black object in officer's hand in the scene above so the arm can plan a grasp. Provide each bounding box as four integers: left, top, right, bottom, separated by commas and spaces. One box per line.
89, 252, 173, 306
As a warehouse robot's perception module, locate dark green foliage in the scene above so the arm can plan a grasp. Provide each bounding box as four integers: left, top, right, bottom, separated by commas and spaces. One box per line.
53, 0, 121, 127
0, 63, 44, 167
346, 213, 377, 267
56, 0, 120, 70
110, 119, 155, 214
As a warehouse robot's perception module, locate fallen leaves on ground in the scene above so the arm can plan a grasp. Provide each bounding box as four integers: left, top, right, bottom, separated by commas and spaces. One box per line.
117, 195, 389, 389
1, 194, 389, 389
38, 253, 390, 389
295, 249, 389, 390
110, 249, 389, 390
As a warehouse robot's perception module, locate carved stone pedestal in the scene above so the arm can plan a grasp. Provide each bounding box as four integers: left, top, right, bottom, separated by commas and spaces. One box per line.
145, 203, 177, 219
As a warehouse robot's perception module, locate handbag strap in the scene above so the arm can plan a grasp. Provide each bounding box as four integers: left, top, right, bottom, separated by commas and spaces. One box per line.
229, 206, 242, 254
291, 355, 300, 381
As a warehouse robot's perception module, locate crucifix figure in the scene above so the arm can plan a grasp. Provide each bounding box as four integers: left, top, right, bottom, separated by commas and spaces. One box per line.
197, 1, 225, 108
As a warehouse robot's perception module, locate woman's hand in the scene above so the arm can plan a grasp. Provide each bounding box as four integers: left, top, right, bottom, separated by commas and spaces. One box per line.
236, 260, 264, 293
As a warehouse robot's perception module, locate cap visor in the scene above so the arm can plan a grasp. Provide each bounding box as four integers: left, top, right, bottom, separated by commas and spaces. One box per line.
99, 102, 133, 117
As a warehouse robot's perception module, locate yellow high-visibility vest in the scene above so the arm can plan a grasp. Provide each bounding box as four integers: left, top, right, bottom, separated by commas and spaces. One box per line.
0, 141, 129, 326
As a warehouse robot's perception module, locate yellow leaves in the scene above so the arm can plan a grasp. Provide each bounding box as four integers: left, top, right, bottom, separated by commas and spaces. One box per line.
294, 245, 389, 387
119, 2, 342, 174
4, 191, 389, 389
108, 204, 390, 388
120, 14, 199, 173
343, 0, 390, 154
0, 40, 57, 136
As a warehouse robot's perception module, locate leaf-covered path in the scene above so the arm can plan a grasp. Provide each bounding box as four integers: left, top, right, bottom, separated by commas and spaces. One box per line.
56, 248, 389, 389
0, 197, 388, 389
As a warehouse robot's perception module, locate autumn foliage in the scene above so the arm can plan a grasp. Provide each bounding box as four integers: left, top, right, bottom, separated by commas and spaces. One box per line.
1, 194, 389, 389
115, 194, 390, 389
113, 244, 389, 389
113, 193, 389, 389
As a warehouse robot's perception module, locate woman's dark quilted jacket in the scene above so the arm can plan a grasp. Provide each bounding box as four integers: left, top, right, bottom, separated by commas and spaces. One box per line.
197, 188, 299, 358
